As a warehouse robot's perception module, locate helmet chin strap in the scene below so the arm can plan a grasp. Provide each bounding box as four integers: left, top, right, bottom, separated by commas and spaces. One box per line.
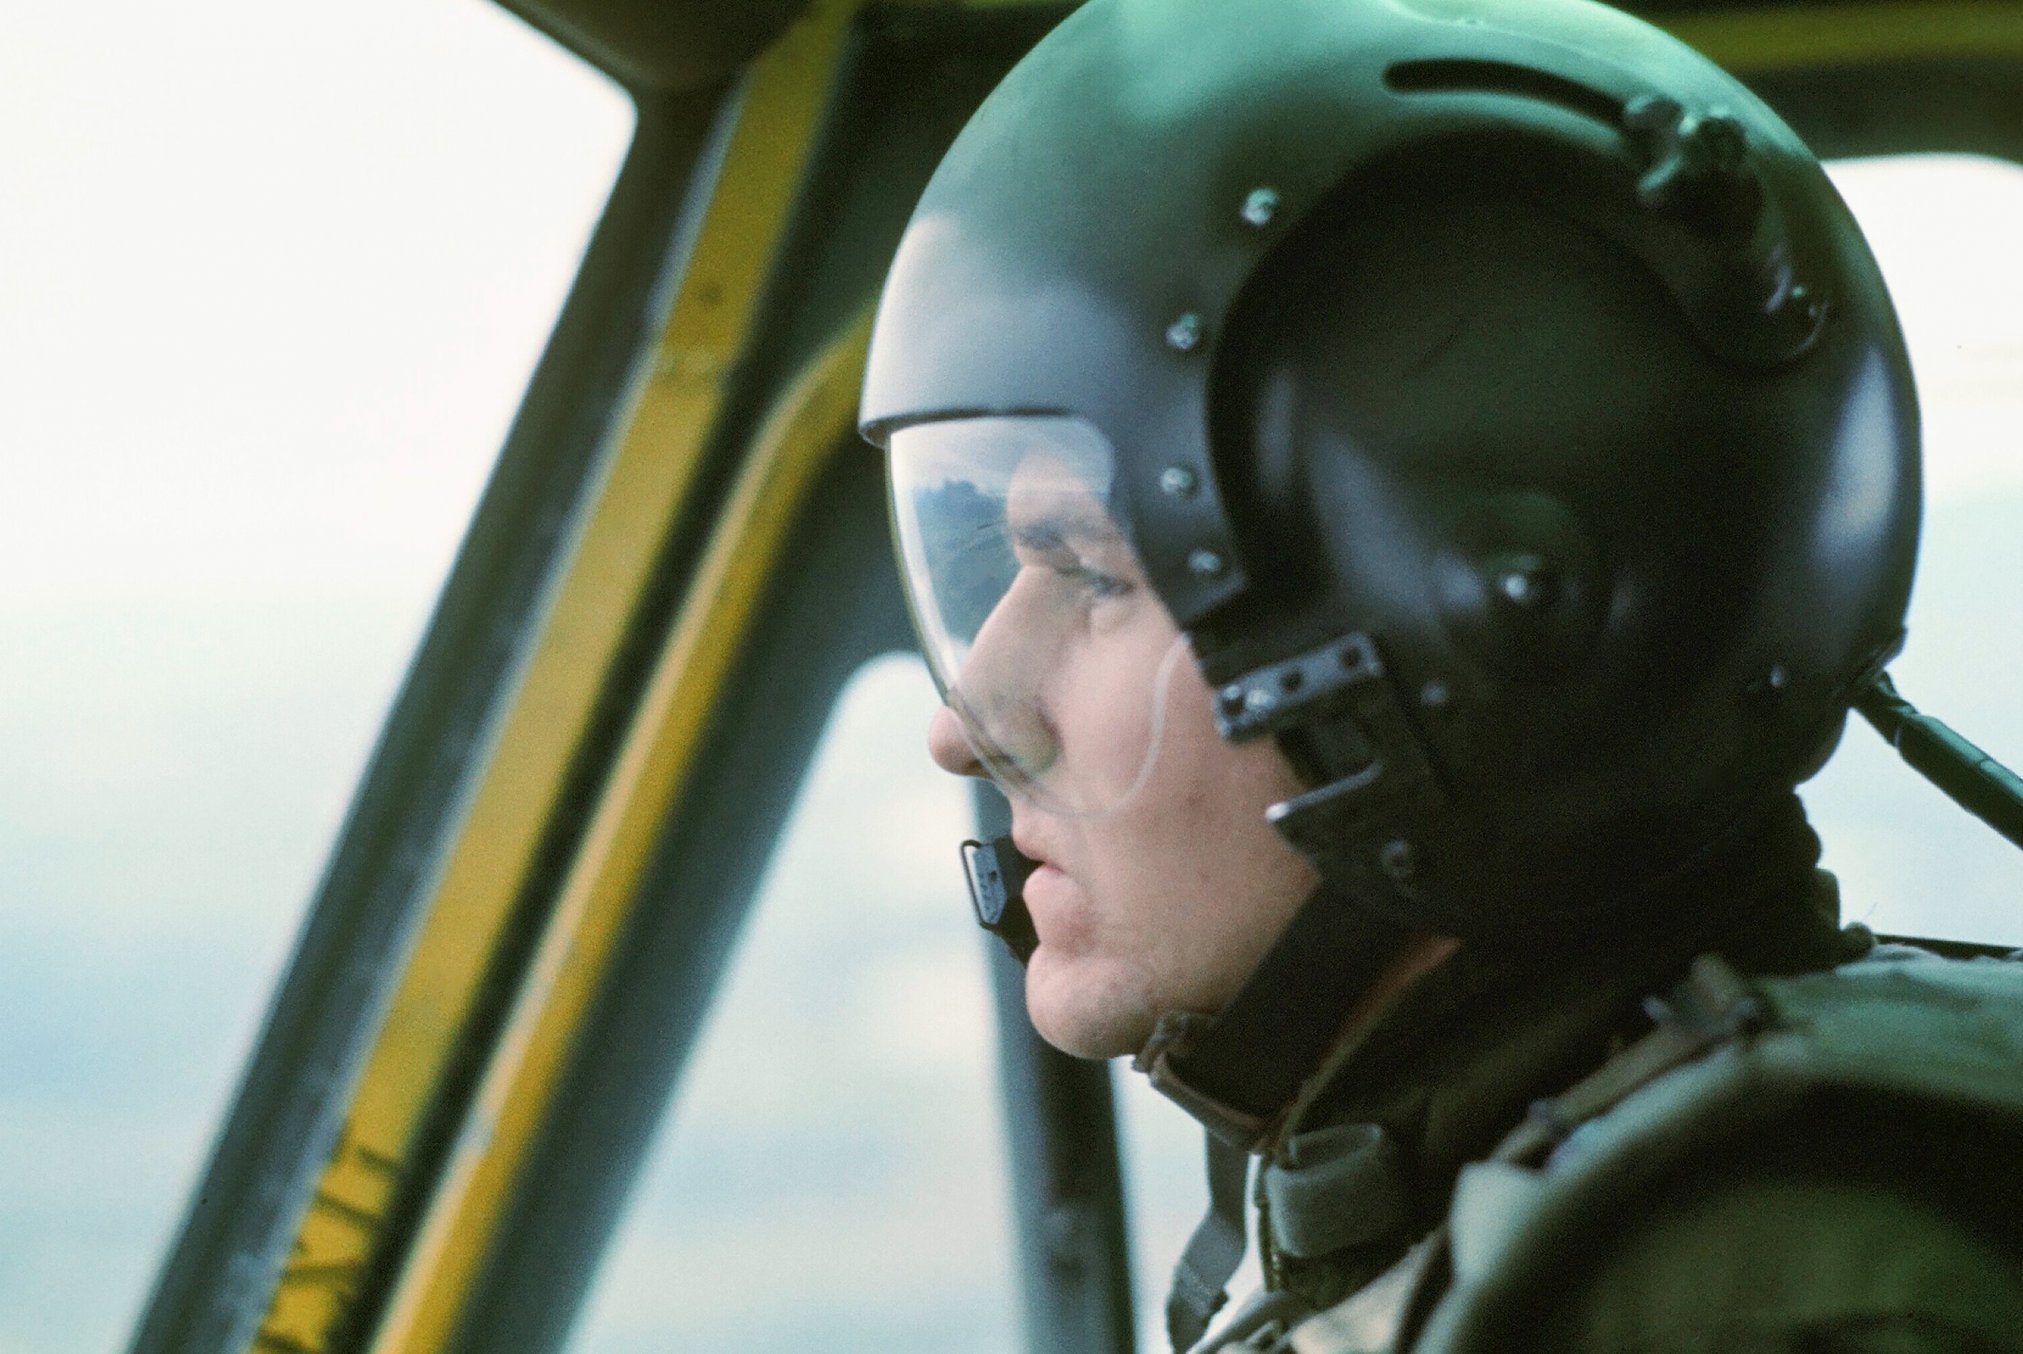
1136, 884, 1417, 1147
1133, 622, 1522, 1351
1135, 789, 1829, 1350
1134, 883, 1416, 1352
957, 822, 1418, 1350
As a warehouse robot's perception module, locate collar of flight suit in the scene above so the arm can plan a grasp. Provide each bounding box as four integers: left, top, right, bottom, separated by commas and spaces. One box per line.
1135, 792, 1858, 1307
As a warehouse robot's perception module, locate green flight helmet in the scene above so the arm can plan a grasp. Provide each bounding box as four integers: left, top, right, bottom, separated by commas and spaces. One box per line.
863, 0, 1919, 938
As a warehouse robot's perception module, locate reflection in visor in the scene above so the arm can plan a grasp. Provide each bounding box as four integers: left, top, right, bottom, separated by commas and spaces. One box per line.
889, 416, 1185, 818
914, 472, 1018, 664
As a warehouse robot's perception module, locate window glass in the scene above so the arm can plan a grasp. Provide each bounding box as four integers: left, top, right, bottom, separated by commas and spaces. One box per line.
567, 655, 1019, 1353
0, 6, 631, 1351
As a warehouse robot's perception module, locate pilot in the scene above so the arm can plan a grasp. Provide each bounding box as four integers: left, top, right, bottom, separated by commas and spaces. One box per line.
860, 0, 2023, 1350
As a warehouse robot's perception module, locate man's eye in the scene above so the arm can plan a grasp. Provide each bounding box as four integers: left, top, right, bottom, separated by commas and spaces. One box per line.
1059, 560, 1130, 600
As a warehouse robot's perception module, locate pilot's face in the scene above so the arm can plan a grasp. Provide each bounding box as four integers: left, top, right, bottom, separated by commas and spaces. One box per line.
927, 455, 1316, 1059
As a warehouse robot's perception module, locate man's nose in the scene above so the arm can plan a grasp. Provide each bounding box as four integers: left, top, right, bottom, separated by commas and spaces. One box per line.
928, 703, 986, 777
928, 571, 1064, 788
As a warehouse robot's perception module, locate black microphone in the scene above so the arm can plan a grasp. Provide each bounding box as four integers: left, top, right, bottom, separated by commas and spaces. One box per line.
960, 835, 1040, 963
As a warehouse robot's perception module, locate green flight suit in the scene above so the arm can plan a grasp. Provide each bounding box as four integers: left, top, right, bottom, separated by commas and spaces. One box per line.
1231, 856, 2023, 1354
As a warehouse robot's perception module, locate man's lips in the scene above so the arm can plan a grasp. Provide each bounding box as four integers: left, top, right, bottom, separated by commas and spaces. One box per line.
1010, 828, 1069, 927
1020, 861, 1070, 935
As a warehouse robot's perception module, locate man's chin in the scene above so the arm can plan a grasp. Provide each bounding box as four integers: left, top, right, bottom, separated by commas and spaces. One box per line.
1023, 948, 1152, 1060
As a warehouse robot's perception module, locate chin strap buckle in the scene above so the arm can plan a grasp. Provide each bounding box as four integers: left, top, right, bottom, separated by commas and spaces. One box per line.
1216, 634, 1453, 909
1213, 632, 1395, 745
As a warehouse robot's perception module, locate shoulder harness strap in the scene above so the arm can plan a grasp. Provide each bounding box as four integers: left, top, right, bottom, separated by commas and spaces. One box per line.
1274, 950, 2023, 1353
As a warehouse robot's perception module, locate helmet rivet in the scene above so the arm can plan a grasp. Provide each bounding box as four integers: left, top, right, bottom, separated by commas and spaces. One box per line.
1244, 687, 1277, 715
1240, 187, 1280, 228
1165, 313, 1205, 352
1160, 465, 1198, 498
1743, 663, 1792, 711
1188, 547, 1225, 578
1379, 839, 1420, 883
1785, 283, 1826, 324
1420, 680, 1451, 711
1496, 565, 1556, 609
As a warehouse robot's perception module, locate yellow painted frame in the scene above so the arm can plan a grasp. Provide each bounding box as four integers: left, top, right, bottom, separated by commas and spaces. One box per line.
368, 301, 874, 1354
881, 0, 2023, 65
248, 3, 860, 1349
1667, 0, 2023, 69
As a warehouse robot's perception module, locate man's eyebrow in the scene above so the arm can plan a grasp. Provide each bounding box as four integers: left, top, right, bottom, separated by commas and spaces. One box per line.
1011, 519, 1067, 551
1011, 510, 1121, 553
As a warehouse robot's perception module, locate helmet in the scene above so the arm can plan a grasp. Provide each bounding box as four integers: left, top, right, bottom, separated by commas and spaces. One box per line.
864, 0, 1918, 939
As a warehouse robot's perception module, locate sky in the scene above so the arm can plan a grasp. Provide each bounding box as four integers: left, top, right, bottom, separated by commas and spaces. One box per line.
0, 4, 631, 1351
1, 6, 2021, 1354
1797, 158, 2023, 945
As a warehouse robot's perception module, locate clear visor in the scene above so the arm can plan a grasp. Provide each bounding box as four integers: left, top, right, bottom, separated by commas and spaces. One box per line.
889, 415, 1185, 818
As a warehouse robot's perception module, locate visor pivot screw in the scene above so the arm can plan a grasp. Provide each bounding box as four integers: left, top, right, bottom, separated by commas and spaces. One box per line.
1495, 561, 1557, 609
1160, 465, 1199, 498
1784, 283, 1825, 325
1188, 547, 1226, 578
1240, 187, 1280, 228
1244, 686, 1278, 716
1379, 839, 1420, 884
1165, 313, 1205, 352
1744, 663, 1792, 709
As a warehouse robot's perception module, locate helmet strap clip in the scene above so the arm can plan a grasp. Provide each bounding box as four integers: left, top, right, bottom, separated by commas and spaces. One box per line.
1214, 632, 1456, 920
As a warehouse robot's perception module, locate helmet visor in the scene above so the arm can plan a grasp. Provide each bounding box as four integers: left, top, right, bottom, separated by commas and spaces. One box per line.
889, 415, 1184, 818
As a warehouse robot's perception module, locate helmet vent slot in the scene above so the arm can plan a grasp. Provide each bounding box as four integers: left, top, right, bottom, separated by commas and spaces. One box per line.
1384, 59, 1621, 130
